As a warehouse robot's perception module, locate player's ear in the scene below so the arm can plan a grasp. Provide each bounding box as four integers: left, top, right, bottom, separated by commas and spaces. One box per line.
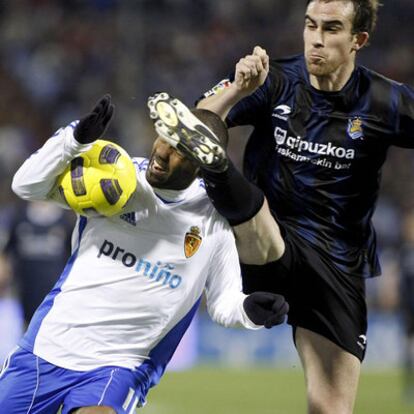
352, 32, 369, 51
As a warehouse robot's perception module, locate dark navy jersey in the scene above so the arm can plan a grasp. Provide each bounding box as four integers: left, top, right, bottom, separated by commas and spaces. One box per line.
223, 54, 414, 278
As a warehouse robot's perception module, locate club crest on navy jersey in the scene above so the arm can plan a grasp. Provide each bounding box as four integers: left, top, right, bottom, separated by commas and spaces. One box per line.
347, 117, 364, 140
184, 226, 202, 258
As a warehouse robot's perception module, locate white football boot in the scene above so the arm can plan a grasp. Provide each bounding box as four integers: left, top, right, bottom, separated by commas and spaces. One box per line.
147, 92, 227, 172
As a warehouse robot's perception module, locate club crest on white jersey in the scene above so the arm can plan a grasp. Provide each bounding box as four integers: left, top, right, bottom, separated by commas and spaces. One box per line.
184, 226, 202, 258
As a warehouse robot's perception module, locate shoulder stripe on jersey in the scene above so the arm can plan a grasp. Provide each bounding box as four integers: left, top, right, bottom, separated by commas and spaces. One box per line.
19, 217, 88, 352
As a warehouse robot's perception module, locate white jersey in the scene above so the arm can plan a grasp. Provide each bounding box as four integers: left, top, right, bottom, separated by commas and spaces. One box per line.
11, 123, 259, 375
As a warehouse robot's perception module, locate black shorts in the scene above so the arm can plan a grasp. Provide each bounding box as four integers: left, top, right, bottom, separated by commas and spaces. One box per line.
241, 226, 368, 361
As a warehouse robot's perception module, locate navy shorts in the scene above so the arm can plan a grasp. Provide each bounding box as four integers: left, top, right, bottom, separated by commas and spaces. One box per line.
241, 226, 368, 361
0, 347, 150, 414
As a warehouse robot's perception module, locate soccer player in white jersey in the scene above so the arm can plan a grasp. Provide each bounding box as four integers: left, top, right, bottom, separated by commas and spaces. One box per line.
0, 94, 288, 414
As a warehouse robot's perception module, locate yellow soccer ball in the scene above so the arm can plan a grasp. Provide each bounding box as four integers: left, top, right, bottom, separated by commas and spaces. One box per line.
56, 139, 136, 217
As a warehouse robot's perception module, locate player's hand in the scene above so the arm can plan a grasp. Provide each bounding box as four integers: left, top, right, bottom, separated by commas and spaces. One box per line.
243, 292, 288, 329
74, 94, 115, 144
234, 46, 269, 95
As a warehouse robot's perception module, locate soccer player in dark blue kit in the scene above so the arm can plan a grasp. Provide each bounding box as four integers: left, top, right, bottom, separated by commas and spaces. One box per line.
148, 0, 414, 413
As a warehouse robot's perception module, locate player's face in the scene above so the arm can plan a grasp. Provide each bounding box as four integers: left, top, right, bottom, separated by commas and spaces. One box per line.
304, 0, 361, 80
146, 137, 199, 190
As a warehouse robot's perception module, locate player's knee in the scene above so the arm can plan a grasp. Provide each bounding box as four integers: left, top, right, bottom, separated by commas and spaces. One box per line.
72, 406, 116, 414
307, 392, 353, 414
308, 396, 329, 414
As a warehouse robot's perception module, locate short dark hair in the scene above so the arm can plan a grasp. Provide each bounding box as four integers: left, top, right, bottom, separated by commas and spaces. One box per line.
306, 0, 380, 34
190, 108, 229, 149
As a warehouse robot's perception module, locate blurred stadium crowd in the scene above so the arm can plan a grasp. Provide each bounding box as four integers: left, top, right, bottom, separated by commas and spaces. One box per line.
0, 0, 413, 369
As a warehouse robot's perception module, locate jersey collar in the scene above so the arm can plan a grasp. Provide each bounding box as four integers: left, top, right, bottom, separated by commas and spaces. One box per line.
153, 179, 199, 204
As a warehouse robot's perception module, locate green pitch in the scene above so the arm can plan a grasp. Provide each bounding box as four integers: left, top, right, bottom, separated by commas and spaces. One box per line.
141, 366, 413, 414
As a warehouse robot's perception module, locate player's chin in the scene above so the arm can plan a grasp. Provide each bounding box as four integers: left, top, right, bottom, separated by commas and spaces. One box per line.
306, 61, 332, 77
146, 169, 169, 187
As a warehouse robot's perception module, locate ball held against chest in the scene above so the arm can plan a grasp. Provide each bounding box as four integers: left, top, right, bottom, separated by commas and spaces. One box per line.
57, 140, 137, 217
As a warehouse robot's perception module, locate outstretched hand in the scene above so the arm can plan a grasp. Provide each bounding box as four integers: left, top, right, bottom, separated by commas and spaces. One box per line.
234, 45, 269, 95
243, 291, 289, 329
74, 94, 115, 144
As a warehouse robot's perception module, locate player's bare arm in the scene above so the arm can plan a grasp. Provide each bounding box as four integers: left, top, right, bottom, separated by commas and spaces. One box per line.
197, 46, 270, 120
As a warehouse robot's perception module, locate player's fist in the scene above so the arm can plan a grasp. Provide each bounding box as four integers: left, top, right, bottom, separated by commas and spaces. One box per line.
243, 292, 288, 329
234, 46, 269, 95
74, 94, 115, 144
